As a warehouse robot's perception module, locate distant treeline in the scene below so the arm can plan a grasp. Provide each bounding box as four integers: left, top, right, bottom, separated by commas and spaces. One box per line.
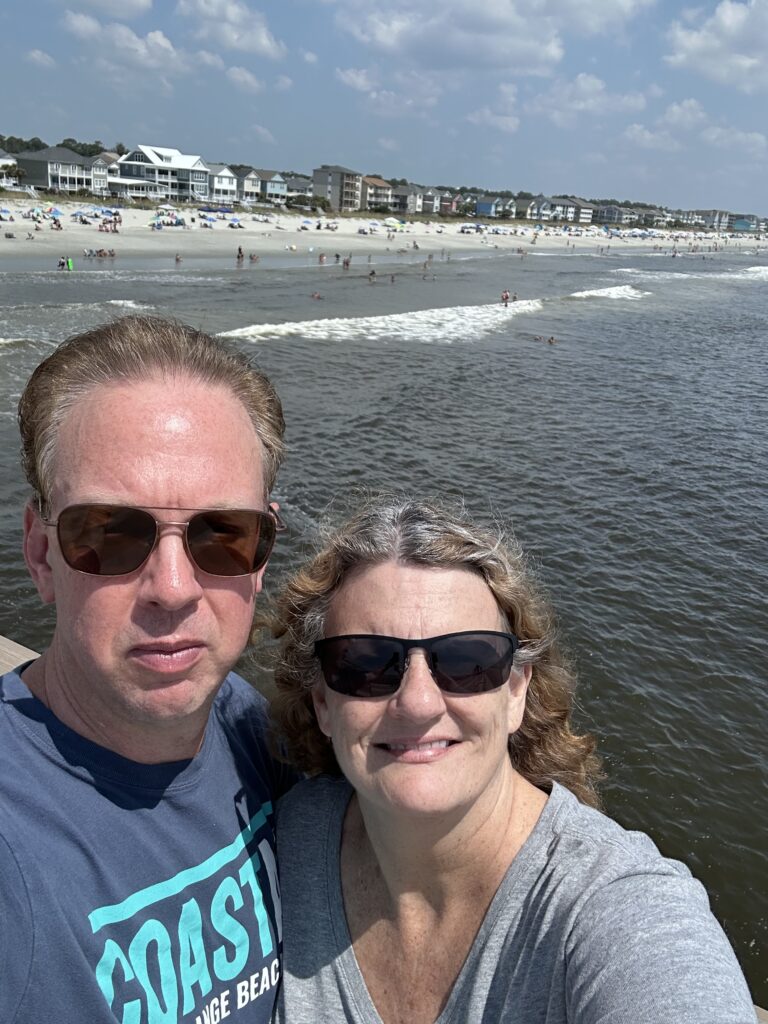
0, 134, 127, 157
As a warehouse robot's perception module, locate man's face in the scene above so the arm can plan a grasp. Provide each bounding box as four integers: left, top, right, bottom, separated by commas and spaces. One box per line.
24, 375, 268, 742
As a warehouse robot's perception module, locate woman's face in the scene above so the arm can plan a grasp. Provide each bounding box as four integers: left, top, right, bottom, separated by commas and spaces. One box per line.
311, 560, 530, 821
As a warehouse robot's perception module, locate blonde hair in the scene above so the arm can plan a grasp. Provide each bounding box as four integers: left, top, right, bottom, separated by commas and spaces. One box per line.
270, 493, 602, 807
18, 315, 284, 512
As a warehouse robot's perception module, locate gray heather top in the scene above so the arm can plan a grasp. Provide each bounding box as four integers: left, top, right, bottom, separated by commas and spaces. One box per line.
274, 776, 756, 1023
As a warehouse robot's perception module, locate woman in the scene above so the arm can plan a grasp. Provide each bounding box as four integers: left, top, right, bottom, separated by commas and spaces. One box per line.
269, 495, 755, 1023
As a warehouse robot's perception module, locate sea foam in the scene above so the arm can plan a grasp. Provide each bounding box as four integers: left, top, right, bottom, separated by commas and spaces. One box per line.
220, 299, 544, 345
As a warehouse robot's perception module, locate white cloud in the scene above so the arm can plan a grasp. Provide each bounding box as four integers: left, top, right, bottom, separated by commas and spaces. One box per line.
226, 65, 262, 91
658, 98, 707, 128
466, 106, 520, 134
275, 74, 292, 90
700, 124, 767, 155
325, 0, 652, 75
378, 137, 400, 151
76, 0, 152, 15
623, 123, 682, 151
63, 12, 189, 73
26, 49, 56, 68
666, 0, 768, 91
530, 73, 646, 126
176, 0, 286, 58
197, 49, 225, 68
252, 123, 275, 144
63, 10, 101, 38
301, 49, 318, 63
335, 67, 377, 92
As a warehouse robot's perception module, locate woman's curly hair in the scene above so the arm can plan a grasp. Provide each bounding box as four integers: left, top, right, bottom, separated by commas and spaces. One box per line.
269, 493, 602, 807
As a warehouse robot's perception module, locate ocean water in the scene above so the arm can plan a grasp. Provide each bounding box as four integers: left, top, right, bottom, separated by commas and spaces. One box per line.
1, 242, 766, 1003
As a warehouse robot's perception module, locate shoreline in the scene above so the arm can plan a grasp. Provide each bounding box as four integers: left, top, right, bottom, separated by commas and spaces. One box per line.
3, 199, 766, 268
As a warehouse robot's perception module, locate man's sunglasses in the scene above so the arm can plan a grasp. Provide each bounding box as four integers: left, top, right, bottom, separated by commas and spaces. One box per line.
43, 503, 284, 578
314, 630, 519, 698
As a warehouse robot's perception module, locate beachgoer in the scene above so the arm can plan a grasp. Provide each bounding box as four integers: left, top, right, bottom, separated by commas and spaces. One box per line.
237, 245, 244, 261
368, 270, 376, 283
269, 494, 757, 1024
512, 293, 518, 302
0, 316, 291, 1023
175, 253, 182, 263
501, 289, 510, 307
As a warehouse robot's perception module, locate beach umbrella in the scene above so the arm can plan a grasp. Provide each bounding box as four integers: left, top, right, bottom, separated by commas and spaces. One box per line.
0, 207, 10, 214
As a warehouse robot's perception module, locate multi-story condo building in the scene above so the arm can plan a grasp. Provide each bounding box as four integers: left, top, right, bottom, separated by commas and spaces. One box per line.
361, 176, 394, 210
312, 164, 362, 211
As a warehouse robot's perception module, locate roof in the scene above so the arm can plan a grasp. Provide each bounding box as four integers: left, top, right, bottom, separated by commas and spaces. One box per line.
206, 163, 236, 176
313, 164, 362, 176
120, 145, 208, 171
363, 176, 391, 188
15, 145, 95, 165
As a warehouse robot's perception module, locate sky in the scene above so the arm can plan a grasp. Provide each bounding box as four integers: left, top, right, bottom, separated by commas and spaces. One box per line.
1, 0, 767, 212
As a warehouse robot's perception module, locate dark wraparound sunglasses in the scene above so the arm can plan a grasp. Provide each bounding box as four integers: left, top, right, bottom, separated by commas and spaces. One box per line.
314, 630, 519, 698
44, 503, 284, 577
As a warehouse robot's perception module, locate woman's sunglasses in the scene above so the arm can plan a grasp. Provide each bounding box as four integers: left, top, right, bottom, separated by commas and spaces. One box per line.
43, 503, 283, 578
314, 630, 519, 698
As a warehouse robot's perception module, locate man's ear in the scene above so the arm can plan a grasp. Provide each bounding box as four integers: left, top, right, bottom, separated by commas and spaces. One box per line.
23, 502, 56, 604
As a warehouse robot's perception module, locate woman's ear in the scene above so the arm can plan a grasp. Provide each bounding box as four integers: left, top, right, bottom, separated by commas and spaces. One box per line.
507, 662, 532, 735
311, 683, 333, 738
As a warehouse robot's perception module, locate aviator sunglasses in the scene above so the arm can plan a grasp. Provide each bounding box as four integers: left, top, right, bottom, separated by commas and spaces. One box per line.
43, 503, 284, 578
314, 630, 519, 698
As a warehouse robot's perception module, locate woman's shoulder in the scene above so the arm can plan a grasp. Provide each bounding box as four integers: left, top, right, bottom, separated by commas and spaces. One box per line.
276, 774, 352, 829
544, 782, 690, 877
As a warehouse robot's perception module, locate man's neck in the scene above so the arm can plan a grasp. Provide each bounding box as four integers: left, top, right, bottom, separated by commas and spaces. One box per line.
21, 653, 209, 764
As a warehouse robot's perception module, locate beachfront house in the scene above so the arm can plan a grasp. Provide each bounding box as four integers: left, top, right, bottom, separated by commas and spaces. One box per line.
439, 191, 460, 216
475, 196, 504, 218
253, 170, 287, 205
729, 212, 760, 232
361, 176, 394, 211
285, 176, 313, 200
312, 165, 363, 212
420, 188, 442, 215
229, 167, 261, 205
697, 209, 732, 231
391, 184, 424, 215
13, 146, 97, 194
206, 164, 238, 206
0, 149, 19, 187
595, 205, 638, 225
115, 146, 210, 202
526, 195, 554, 221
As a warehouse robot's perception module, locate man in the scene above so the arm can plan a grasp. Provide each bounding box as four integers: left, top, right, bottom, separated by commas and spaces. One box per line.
0, 316, 292, 1024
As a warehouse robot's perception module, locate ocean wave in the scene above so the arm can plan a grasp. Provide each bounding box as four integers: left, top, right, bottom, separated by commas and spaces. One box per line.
612, 268, 694, 280
220, 299, 544, 345
717, 265, 768, 282
105, 299, 153, 309
569, 285, 651, 300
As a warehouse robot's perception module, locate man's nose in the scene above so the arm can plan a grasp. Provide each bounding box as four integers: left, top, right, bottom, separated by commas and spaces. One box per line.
136, 526, 203, 611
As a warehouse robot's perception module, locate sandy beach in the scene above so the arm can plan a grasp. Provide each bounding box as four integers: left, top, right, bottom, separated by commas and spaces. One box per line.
2, 198, 763, 267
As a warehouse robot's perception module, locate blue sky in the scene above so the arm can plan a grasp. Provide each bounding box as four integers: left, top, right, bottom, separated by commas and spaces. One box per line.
1, 0, 767, 211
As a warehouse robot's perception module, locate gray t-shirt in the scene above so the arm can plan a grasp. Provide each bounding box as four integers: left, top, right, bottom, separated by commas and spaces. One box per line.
275, 776, 756, 1023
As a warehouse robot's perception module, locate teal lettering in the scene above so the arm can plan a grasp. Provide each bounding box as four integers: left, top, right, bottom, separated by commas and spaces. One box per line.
178, 898, 213, 1013
211, 874, 249, 981
128, 919, 178, 1024
238, 856, 273, 958
95, 939, 141, 1024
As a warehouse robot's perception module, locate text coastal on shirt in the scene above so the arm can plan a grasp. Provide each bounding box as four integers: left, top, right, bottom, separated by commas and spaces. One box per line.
0, 669, 289, 1024
91, 806, 281, 1024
